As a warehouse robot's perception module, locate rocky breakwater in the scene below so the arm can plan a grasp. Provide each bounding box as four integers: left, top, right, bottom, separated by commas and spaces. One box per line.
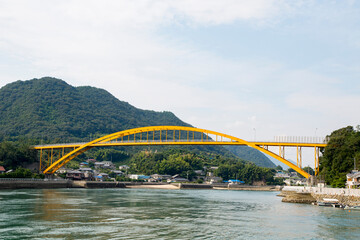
280, 190, 316, 204
312, 188, 360, 206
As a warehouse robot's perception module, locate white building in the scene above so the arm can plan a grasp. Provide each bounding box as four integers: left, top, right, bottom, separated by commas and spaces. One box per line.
346, 170, 360, 189
119, 165, 130, 170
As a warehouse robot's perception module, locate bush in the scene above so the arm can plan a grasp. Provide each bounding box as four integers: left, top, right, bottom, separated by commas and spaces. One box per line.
0, 167, 33, 178
196, 178, 204, 184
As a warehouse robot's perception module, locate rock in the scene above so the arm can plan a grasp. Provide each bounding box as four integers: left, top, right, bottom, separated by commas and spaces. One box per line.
281, 191, 316, 204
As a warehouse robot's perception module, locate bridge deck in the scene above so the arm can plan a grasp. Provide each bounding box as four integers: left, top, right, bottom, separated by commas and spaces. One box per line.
34, 140, 327, 149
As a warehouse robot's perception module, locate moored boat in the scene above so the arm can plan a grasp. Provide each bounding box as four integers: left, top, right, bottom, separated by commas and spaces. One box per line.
317, 198, 340, 207
344, 205, 360, 210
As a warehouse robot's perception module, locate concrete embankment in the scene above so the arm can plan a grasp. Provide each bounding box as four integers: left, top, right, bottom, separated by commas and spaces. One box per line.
211, 183, 281, 191
0, 179, 71, 189
125, 183, 213, 190
280, 186, 360, 205
178, 183, 213, 189
228, 185, 281, 191
0, 179, 127, 189
80, 181, 126, 188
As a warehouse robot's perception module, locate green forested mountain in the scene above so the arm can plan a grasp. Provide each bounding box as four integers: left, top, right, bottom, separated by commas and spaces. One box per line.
0, 77, 275, 168
0, 77, 189, 142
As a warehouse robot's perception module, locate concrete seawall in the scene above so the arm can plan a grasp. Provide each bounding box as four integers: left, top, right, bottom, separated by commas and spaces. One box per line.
281, 186, 360, 205
178, 183, 213, 189
0, 179, 71, 189
0, 179, 127, 189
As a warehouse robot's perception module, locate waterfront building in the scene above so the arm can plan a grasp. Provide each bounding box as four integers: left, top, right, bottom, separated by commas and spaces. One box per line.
78, 168, 95, 181
150, 174, 171, 182
79, 162, 89, 168
167, 174, 189, 183
226, 179, 245, 184
102, 161, 115, 169
128, 174, 150, 180
66, 170, 85, 180
194, 170, 205, 176
98, 173, 109, 180
94, 161, 115, 169
206, 176, 223, 184
274, 171, 290, 178
346, 170, 360, 189
112, 170, 124, 176
57, 167, 71, 174
119, 165, 130, 170
94, 162, 104, 169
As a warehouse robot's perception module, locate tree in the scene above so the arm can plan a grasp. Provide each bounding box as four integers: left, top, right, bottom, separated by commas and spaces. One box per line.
302, 166, 314, 176
319, 126, 360, 187
0, 141, 37, 169
157, 154, 191, 176
275, 165, 283, 171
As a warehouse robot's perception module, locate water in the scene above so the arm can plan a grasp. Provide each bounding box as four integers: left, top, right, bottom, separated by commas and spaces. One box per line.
0, 188, 360, 239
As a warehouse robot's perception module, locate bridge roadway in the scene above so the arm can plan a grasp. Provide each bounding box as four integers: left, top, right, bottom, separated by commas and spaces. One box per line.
33, 126, 327, 178
34, 140, 327, 149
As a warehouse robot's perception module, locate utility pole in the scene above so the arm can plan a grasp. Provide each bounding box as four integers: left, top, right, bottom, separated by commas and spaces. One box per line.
354, 157, 357, 170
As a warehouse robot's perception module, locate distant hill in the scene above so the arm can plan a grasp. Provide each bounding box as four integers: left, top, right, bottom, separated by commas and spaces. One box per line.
0, 77, 275, 168
268, 156, 296, 170
225, 146, 276, 168
0, 77, 190, 141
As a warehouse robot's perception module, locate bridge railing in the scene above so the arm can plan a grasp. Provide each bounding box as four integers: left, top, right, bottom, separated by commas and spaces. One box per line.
273, 136, 329, 144
34, 139, 240, 148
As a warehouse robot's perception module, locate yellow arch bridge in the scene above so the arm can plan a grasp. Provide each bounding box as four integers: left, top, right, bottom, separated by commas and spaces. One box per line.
33, 126, 327, 178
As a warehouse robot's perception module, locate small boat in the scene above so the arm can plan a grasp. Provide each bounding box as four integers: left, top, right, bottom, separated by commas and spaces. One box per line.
317, 202, 333, 207
332, 203, 345, 208
344, 206, 360, 210
317, 198, 340, 207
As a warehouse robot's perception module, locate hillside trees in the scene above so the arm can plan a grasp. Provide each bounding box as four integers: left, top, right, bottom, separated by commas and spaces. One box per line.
319, 126, 360, 187
215, 162, 277, 184
128, 149, 278, 184
0, 141, 37, 169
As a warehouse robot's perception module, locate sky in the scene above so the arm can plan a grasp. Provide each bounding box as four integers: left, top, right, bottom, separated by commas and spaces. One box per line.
0, 0, 359, 167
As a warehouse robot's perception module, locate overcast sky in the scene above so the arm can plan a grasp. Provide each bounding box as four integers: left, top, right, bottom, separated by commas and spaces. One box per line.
0, 1, 359, 166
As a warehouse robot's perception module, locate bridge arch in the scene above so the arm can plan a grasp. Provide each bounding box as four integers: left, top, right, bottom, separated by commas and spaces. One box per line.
41, 126, 310, 178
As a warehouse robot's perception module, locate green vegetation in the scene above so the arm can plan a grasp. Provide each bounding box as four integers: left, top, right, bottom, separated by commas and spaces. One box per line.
128, 149, 278, 184
0, 77, 189, 142
319, 126, 360, 188
0, 167, 44, 179
0, 141, 37, 170
302, 166, 314, 176
87, 149, 130, 163
215, 162, 279, 185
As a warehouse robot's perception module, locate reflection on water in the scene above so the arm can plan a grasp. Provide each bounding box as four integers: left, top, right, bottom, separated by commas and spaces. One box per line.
0, 188, 360, 239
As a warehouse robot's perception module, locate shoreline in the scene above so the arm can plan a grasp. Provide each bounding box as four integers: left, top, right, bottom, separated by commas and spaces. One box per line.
0, 179, 281, 191
279, 186, 360, 206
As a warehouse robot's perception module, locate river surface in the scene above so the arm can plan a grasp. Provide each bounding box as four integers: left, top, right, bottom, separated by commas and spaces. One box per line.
0, 188, 360, 239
